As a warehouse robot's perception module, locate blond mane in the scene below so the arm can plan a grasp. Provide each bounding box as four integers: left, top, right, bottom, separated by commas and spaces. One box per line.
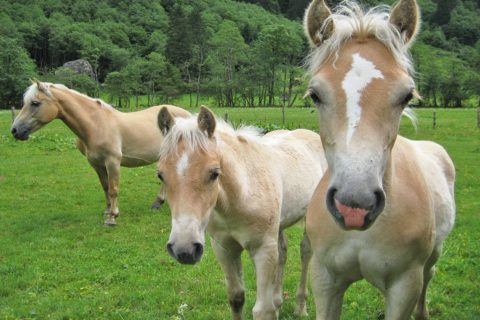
305, 1, 415, 76
159, 115, 264, 158
23, 82, 114, 110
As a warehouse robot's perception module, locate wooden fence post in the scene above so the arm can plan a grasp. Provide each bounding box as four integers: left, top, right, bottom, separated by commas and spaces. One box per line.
477, 107, 480, 128
224, 112, 229, 122
11, 107, 16, 123
433, 109, 436, 129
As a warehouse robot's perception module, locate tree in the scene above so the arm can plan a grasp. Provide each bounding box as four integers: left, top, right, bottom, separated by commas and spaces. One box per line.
0, 37, 37, 109
432, 0, 458, 25
443, 2, 480, 45
207, 20, 248, 107
251, 24, 304, 107
104, 71, 131, 109
165, 4, 192, 69
440, 66, 468, 107
143, 53, 168, 106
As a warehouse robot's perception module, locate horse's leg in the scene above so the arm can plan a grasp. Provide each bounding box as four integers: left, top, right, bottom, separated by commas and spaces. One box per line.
90, 163, 110, 215
250, 239, 279, 320
294, 229, 312, 317
151, 185, 165, 209
310, 256, 348, 320
414, 245, 442, 320
104, 158, 121, 225
211, 238, 245, 320
273, 231, 287, 309
384, 267, 423, 320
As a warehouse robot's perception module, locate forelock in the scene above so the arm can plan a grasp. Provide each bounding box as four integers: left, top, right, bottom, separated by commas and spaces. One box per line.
159, 115, 265, 158
160, 116, 212, 158
305, 1, 414, 76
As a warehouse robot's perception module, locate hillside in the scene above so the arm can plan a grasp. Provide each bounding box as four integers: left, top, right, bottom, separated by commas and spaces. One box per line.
0, 0, 478, 108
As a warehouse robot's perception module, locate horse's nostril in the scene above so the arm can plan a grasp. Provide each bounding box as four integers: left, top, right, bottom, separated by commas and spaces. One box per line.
193, 242, 204, 261
326, 187, 338, 217
11, 127, 17, 135
373, 189, 386, 213
166, 242, 175, 258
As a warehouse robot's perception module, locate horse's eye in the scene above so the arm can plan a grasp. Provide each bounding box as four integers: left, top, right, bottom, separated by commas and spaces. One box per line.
209, 169, 220, 181
309, 91, 322, 105
401, 92, 413, 106
31, 101, 41, 107
157, 172, 164, 182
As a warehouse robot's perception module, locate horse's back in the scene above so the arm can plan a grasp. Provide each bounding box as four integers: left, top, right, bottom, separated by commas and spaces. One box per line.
115, 105, 191, 166
264, 129, 326, 228
396, 136, 456, 245
117, 104, 190, 121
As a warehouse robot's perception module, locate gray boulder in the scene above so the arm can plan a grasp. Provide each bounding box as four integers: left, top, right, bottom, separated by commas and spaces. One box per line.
61, 59, 95, 79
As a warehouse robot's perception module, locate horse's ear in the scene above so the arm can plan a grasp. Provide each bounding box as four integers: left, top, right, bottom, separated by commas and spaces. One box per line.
304, 0, 334, 47
389, 0, 420, 44
158, 107, 175, 136
32, 78, 45, 92
198, 106, 216, 138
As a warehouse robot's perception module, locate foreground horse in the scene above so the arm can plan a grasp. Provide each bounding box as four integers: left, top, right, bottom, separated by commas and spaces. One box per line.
303, 0, 455, 319
11, 81, 191, 225
157, 106, 326, 319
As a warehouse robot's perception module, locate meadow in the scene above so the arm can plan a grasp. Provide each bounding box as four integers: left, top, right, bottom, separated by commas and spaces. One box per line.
0, 107, 479, 319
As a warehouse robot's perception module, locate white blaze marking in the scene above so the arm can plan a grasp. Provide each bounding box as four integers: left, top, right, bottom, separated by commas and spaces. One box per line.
342, 53, 384, 145
176, 152, 189, 176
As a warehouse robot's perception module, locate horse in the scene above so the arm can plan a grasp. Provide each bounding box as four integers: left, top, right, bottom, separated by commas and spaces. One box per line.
10, 81, 191, 225
303, 0, 455, 319
156, 106, 327, 319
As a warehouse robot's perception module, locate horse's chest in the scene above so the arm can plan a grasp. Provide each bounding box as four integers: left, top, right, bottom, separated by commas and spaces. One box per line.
322, 238, 407, 286
209, 210, 275, 249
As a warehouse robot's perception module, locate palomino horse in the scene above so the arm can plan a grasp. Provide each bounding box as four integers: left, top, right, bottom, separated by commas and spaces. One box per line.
11, 81, 191, 225
303, 0, 455, 319
156, 106, 327, 319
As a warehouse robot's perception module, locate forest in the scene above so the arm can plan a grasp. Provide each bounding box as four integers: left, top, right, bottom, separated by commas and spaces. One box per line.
0, 0, 479, 109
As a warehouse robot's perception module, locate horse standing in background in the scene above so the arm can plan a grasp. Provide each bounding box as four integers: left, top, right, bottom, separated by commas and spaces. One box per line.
156, 106, 327, 319
303, 0, 455, 318
11, 81, 191, 225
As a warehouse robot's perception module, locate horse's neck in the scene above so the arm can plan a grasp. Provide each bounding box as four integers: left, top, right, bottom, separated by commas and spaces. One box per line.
54, 89, 107, 142
216, 133, 251, 212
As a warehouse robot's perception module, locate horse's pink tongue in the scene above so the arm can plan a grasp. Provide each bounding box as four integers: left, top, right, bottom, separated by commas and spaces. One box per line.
335, 200, 368, 228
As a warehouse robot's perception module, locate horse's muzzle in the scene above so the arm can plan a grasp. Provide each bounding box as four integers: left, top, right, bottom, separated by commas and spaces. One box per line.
326, 186, 386, 230
167, 242, 204, 265
11, 126, 30, 141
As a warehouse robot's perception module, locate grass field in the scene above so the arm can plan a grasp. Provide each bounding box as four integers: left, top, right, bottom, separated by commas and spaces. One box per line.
0, 107, 479, 319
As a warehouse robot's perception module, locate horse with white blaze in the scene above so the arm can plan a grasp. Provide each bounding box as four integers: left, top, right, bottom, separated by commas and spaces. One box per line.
303, 0, 455, 319
156, 106, 327, 319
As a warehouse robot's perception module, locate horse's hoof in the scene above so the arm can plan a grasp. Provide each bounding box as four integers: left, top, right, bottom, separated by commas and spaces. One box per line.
293, 306, 308, 317
104, 216, 117, 226
273, 296, 283, 309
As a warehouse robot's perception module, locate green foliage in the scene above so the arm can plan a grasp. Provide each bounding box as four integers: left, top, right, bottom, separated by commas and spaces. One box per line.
0, 0, 478, 109
50, 68, 98, 96
413, 42, 480, 107
0, 37, 37, 108
443, 1, 480, 46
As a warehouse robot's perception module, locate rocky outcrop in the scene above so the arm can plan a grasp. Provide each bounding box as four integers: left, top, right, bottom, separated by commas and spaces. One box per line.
61, 59, 95, 79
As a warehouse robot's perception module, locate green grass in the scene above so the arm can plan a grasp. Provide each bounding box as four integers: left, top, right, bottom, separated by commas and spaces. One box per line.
0, 107, 479, 319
